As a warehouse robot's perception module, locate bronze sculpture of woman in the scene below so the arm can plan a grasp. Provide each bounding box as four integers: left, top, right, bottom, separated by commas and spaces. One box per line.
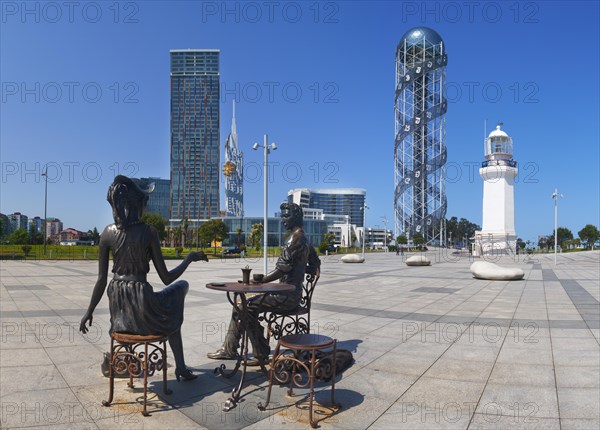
80, 175, 207, 381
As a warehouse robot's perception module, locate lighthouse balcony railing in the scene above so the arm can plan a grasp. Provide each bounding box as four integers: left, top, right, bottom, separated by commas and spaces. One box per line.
481, 159, 517, 168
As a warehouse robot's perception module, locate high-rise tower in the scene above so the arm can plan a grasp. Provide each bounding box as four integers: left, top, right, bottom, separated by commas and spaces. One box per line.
170, 49, 220, 220
474, 124, 518, 256
394, 27, 447, 244
224, 101, 244, 217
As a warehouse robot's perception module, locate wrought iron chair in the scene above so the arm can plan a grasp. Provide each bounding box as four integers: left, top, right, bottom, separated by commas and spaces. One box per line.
258, 333, 340, 428
103, 332, 171, 416
260, 268, 320, 342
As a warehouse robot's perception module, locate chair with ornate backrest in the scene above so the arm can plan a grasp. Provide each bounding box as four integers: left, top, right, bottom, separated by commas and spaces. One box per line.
103, 332, 172, 416
260, 268, 320, 342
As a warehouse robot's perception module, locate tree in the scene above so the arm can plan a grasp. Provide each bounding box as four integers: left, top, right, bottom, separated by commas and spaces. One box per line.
556, 227, 573, 248
182, 218, 189, 248
396, 235, 408, 245
250, 223, 264, 251
7, 229, 30, 245
199, 219, 229, 254
86, 227, 101, 244
173, 226, 182, 247
324, 232, 335, 245
236, 227, 243, 246
412, 233, 424, 250
141, 213, 166, 241
578, 224, 599, 249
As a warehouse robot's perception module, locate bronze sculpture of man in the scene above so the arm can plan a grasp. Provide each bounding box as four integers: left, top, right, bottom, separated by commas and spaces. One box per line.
208, 202, 320, 362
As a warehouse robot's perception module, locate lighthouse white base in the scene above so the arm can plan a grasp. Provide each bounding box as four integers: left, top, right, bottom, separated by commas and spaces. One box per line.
472, 231, 517, 257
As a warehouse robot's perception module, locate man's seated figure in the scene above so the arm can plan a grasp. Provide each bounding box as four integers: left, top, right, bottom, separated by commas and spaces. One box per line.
208, 202, 321, 361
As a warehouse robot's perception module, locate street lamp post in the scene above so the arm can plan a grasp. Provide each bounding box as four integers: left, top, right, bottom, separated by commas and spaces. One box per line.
552, 188, 563, 265
42, 168, 48, 256
253, 134, 277, 274
191, 185, 200, 251
361, 203, 369, 258
381, 215, 388, 252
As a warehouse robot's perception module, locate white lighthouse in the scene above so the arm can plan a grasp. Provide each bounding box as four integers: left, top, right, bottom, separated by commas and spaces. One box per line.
474, 124, 518, 256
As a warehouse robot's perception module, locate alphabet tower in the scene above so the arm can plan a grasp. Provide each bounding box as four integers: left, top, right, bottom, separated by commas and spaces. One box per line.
394, 27, 448, 244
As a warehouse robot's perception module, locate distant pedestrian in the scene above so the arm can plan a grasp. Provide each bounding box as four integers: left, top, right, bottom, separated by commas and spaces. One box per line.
396, 247, 399, 256
400, 247, 404, 256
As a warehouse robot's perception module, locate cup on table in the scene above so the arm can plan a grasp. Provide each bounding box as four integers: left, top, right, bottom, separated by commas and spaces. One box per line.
252, 273, 264, 283
241, 268, 252, 284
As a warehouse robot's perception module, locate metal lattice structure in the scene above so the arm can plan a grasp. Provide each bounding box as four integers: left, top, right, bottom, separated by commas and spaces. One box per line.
394, 27, 448, 244
224, 102, 243, 217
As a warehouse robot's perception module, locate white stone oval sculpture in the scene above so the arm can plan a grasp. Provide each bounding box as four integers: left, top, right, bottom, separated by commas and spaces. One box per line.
340, 254, 365, 263
405, 255, 431, 266
470, 261, 524, 280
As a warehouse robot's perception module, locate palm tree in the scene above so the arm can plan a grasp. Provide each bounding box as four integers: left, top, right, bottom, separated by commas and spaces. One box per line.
236, 227, 243, 246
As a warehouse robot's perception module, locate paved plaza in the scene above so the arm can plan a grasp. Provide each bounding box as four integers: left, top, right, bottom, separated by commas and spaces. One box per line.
1, 250, 599, 429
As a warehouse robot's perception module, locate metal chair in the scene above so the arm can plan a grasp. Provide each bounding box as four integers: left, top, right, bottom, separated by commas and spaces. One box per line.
258, 333, 341, 428
103, 332, 171, 416
260, 269, 320, 341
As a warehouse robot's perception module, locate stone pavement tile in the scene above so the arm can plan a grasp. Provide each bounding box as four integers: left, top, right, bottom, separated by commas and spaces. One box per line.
552, 345, 600, 367
495, 344, 553, 366
394, 339, 452, 357
487, 363, 556, 387
559, 418, 600, 429
172, 387, 275, 430
0, 387, 89, 428
554, 366, 600, 388
397, 377, 485, 408
424, 358, 494, 383
0, 346, 53, 367
468, 413, 560, 429
339, 317, 398, 335
335, 367, 416, 401
556, 388, 600, 419
0, 364, 68, 393
73, 380, 205, 429
72, 379, 210, 428
476, 384, 559, 419
550, 328, 597, 339
368, 398, 472, 429
442, 344, 501, 363
366, 351, 437, 376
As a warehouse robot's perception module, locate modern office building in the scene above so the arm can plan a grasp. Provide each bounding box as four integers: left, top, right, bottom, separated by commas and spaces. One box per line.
168, 216, 327, 248
28, 216, 43, 233
170, 49, 220, 220
46, 217, 63, 239
8, 212, 28, 231
0, 213, 13, 237
224, 101, 244, 217
287, 188, 367, 227
395, 27, 448, 244
137, 177, 170, 221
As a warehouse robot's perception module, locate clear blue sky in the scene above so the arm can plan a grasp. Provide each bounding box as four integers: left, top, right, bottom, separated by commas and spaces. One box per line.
1, 1, 599, 243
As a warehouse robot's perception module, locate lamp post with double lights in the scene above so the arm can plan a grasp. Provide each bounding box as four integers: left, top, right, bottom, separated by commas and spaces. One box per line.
253, 135, 277, 274
361, 203, 369, 258
381, 215, 388, 252
42, 167, 49, 255
552, 188, 563, 265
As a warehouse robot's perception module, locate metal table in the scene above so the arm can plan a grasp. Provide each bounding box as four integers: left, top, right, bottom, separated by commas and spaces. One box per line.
206, 281, 295, 411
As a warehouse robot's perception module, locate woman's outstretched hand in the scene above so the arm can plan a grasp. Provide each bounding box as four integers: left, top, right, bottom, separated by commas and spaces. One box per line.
80, 311, 93, 334
188, 251, 209, 262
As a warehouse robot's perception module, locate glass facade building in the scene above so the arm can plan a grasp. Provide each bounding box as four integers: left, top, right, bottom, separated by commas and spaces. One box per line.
139, 177, 170, 221
168, 216, 327, 248
170, 49, 220, 220
287, 188, 367, 227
